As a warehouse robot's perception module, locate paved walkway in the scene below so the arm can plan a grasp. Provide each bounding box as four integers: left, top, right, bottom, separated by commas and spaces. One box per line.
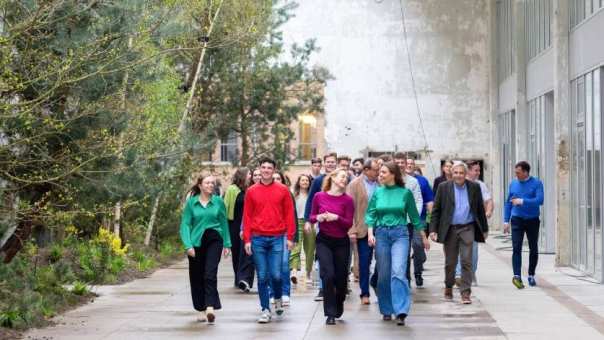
26, 233, 604, 340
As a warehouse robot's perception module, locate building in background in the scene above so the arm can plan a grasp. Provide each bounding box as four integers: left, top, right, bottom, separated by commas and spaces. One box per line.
203, 0, 604, 282
280, 0, 493, 187
490, 0, 604, 281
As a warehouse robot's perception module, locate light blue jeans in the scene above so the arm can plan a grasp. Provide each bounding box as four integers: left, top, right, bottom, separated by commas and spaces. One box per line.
455, 241, 478, 277
375, 226, 411, 316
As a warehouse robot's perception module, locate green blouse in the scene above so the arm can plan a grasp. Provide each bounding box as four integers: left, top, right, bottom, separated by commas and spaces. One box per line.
180, 194, 231, 250
365, 185, 422, 230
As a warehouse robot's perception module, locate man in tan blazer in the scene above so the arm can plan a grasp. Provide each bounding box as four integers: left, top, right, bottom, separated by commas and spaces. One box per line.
347, 159, 380, 305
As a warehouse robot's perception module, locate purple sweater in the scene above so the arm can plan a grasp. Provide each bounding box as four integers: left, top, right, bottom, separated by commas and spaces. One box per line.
309, 192, 355, 238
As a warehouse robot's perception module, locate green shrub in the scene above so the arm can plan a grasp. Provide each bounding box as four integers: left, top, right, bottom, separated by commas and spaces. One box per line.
109, 256, 126, 275
48, 244, 65, 263
77, 242, 112, 283
159, 241, 176, 260
0, 310, 19, 328
34, 265, 62, 294
53, 261, 76, 284
133, 251, 156, 272
71, 281, 89, 296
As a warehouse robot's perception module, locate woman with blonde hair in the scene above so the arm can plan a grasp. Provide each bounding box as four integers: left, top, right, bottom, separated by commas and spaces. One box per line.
180, 172, 231, 324
307, 168, 355, 325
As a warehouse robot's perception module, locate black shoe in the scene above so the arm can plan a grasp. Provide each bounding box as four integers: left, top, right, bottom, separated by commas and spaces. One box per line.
383, 315, 392, 321
415, 275, 424, 287
314, 289, 324, 301
326, 316, 336, 325
396, 313, 407, 326
238, 280, 251, 293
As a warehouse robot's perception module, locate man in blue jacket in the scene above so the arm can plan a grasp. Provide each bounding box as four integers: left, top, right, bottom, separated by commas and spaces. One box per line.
503, 161, 544, 289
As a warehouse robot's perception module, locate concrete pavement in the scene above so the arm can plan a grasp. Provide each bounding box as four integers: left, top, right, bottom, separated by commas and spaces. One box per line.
25, 233, 604, 340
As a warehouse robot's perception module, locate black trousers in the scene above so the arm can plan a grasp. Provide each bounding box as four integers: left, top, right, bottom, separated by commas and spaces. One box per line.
511, 217, 540, 276
188, 229, 223, 311
316, 232, 350, 318
236, 238, 255, 287
228, 220, 241, 285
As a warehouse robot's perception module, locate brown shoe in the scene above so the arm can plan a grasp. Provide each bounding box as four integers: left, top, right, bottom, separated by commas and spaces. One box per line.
444, 288, 453, 300
461, 292, 472, 304
361, 296, 370, 305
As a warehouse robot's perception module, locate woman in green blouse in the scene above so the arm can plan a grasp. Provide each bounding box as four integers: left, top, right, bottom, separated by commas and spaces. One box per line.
365, 162, 430, 326
180, 172, 231, 324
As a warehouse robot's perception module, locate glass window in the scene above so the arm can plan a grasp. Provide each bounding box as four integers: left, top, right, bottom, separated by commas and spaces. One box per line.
497, 0, 514, 82
220, 131, 238, 163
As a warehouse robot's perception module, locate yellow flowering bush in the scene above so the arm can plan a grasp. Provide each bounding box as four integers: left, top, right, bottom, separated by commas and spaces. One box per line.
64, 225, 79, 236
94, 229, 129, 257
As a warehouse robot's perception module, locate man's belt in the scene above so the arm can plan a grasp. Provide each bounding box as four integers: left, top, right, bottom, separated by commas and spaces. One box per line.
450, 222, 475, 229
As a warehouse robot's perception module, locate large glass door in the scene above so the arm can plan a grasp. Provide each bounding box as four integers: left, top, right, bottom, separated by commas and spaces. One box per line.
571, 68, 603, 281
499, 110, 516, 220
527, 93, 556, 253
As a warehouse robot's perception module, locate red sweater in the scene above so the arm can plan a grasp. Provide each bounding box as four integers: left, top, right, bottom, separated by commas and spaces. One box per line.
243, 181, 296, 243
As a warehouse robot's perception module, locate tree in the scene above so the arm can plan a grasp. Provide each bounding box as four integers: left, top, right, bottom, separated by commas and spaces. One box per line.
190, 2, 331, 167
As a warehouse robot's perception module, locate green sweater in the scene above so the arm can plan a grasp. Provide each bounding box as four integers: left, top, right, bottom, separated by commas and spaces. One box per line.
365, 185, 422, 230
180, 194, 232, 250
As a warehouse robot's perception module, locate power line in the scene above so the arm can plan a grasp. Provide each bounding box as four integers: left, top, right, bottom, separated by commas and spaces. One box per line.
396, 0, 437, 177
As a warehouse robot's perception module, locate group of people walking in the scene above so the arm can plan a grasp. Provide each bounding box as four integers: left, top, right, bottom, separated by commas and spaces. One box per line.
179, 152, 544, 326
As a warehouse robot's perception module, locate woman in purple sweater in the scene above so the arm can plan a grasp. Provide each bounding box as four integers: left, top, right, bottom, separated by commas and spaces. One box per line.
307, 168, 355, 325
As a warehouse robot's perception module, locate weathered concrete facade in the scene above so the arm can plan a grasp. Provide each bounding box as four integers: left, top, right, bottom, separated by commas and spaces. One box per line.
281, 0, 493, 182
491, 0, 604, 281
282, 0, 604, 281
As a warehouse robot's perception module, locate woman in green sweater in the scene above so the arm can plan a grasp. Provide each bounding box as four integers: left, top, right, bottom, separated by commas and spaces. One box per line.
366, 162, 430, 326
180, 172, 231, 324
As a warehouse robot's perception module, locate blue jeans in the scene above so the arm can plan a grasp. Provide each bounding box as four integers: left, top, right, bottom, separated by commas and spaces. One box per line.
252, 235, 284, 311
375, 226, 411, 316
455, 241, 478, 277
411, 227, 427, 276
269, 236, 291, 297
357, 236, 373, 297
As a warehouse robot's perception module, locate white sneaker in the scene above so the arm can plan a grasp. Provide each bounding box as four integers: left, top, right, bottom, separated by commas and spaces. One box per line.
282, 295, 290, 307
275, 299, 284, 316
258, 309, 272, 324
269, 297, 275, 305
196, 311, 207, 322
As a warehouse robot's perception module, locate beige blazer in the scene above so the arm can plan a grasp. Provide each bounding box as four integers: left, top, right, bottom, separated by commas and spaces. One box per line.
347, 176, 371, 239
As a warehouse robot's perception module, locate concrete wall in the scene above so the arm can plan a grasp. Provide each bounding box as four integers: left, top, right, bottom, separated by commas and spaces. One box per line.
280, 0, 492, 181
570, 9, 604, 79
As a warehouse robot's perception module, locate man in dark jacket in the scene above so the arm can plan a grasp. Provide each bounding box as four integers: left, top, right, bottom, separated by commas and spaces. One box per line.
429, 161, 489, 304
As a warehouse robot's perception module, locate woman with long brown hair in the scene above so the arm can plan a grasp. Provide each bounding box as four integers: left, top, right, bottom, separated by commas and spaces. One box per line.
180, 172, 231, 324
308, 168, 355, 325
366, 162, 430, 326
224, 168, 251, 287
433, 159, 453, 193
289, 174, 314, 283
